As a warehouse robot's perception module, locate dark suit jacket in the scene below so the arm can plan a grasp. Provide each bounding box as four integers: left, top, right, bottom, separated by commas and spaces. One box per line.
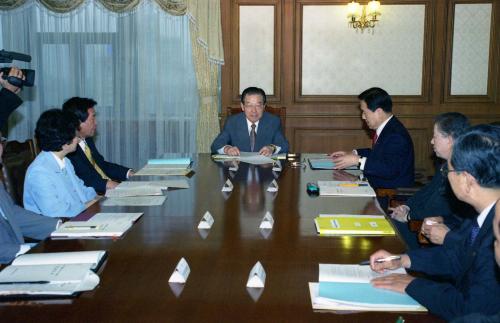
0, 184, 58, 264
210, 112, 289, 153
0, 87, 23, 129
406, 203, 500, 320
357, 116, 414, 189
406, 162, 475, 227
66, 137, 129, 194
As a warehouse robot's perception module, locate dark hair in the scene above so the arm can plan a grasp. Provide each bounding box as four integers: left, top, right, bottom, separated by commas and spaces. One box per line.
241, 87, 266, 105
434, 112, 470, 139
450, 124, 500, 188
62, 97, 97, 124
35, 109, 79, 152
358, 87, 392, 113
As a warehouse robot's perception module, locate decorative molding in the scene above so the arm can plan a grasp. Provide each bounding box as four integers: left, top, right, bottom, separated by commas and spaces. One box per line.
444, 0, 497, 103
294, 0, 435, 104
231, 0, 281, 103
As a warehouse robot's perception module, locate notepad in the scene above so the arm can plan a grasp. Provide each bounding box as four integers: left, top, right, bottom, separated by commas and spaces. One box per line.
314, 214, 395, 236
309, 264, 426, 312
51, 213, 143, 238
0, 251, 107, 297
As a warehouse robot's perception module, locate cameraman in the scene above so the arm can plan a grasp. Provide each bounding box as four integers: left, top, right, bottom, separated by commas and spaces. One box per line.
0, 67, 25, 129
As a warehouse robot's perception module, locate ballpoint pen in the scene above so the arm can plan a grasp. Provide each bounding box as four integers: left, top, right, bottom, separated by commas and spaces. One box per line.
339, 183, 369, 187
64, 225, 97, 230
359, 255, 401, 265
0, 281, 51, 285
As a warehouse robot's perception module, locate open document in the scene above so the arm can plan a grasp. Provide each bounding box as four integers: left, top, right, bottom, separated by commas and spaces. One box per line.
212, 152, 276, 165
317, 181, 376, 197
0, 251, 107, 297
309, 264, 426, 312
51, 213, 143, 238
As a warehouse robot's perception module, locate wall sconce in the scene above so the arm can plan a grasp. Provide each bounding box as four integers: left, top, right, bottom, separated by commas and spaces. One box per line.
347, 1, 381, 31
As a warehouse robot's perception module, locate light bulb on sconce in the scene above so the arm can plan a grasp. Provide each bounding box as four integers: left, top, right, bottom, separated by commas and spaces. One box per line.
347, 1, 381, 31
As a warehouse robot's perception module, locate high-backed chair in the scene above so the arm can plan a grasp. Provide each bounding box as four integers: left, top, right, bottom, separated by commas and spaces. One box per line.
225, 106, 287, 133
1, 139, 36, 206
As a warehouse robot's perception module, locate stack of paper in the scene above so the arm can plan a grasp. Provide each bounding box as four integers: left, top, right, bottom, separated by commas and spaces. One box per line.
317, 181, 376, 197
0, 251, 106, 297
212, 152, 276, 165
51, 213, 143, 238
135, 158, 192, 176
309, 264, 426, 312
314, 214, 395, 236
116, 179, 189, 190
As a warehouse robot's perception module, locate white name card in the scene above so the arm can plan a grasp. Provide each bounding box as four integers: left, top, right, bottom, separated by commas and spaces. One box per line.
168, 257, 190, 283
267, 179, 279, 192
198, 211, 214, 229
272, 160, 282, 172
222, 179, 234, 192
246, 261, 266, 288
259, 211, 274, 229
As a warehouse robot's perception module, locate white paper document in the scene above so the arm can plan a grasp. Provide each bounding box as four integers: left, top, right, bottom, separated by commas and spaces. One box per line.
134, 166, 191, 176
0, 263, 100, 296
272, 160, 282, 172
12, 251, 107, 271
105, 186, 163, 198
213, 152, 274, 165
317, 181, 376, 197
259, 212, 274, 229
116, 179, 190, 190
319, 264, 405, 283
198, 211, 215, 229
51, 213, 143, 238
101, 195, 167, 206
168, 258, 190, 283
246, 261, 266, 288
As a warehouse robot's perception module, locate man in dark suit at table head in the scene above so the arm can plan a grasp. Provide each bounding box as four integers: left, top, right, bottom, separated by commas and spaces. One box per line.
369, 124, 500, 321
210, 86, 289, 157
63, 97, 134, 194
331, 87, 414, 189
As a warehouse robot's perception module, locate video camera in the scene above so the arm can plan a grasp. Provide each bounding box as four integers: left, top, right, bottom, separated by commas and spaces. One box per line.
0, 50, 35, 87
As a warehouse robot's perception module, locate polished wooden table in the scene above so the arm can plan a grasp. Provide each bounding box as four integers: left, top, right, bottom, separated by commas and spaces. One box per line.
0, 154, 443, 322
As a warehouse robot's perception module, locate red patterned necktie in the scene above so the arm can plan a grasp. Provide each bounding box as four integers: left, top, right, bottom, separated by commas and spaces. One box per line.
372, 132, 378, 147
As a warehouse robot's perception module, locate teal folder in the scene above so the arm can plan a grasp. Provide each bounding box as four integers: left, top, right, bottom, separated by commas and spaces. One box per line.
147, 158, 191, 165
318, 281, 421, 306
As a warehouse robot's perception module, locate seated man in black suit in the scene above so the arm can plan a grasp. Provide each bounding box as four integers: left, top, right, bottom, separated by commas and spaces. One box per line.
211, 87, 289, 157
369, 125, 500, 321
63, 97, 133, 194
331, 87, 414, 189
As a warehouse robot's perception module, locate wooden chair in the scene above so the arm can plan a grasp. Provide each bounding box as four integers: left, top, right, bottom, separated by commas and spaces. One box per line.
1, 139, 37, 206
225, 106, 287, 133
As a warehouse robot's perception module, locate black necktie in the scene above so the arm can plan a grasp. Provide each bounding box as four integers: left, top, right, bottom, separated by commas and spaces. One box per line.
250, 123, 256, 152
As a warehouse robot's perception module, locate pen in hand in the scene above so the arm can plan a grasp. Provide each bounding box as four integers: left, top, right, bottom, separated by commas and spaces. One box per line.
359, 255, 401, 266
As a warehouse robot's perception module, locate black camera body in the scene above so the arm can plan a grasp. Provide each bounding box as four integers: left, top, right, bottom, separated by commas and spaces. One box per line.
0, 49, 35, 87
0, 67, 35, 87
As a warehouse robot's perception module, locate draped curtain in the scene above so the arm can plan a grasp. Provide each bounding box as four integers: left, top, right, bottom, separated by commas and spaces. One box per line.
0, 0, 223, 166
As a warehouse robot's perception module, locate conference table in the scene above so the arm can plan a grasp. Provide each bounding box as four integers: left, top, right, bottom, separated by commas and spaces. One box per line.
0, 154, 443, 322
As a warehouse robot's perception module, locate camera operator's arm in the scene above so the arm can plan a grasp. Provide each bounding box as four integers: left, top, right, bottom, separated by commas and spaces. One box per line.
0, 67, 24, 128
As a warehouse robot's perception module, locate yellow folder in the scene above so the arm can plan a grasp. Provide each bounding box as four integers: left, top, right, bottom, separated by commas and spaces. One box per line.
314, 215, 395, 236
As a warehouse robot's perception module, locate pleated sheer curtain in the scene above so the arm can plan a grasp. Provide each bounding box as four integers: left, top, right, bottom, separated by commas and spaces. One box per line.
0, 0, 199, 169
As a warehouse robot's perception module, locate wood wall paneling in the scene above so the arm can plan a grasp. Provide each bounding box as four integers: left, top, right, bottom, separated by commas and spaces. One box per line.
221, 0, 500, 176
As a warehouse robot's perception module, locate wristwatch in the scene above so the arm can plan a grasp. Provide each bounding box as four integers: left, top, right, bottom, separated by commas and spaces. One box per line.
269, 144, 277, 153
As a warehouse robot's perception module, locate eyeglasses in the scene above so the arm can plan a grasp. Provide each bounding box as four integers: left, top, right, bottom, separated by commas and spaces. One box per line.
440, 166, 462, 177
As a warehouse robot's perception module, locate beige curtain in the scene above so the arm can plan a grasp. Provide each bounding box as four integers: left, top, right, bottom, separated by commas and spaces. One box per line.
0, 0, 187, 14
187, 0, 224, 153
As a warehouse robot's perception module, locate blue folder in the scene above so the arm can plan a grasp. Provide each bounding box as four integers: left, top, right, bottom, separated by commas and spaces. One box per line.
318, 281, 421, 306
